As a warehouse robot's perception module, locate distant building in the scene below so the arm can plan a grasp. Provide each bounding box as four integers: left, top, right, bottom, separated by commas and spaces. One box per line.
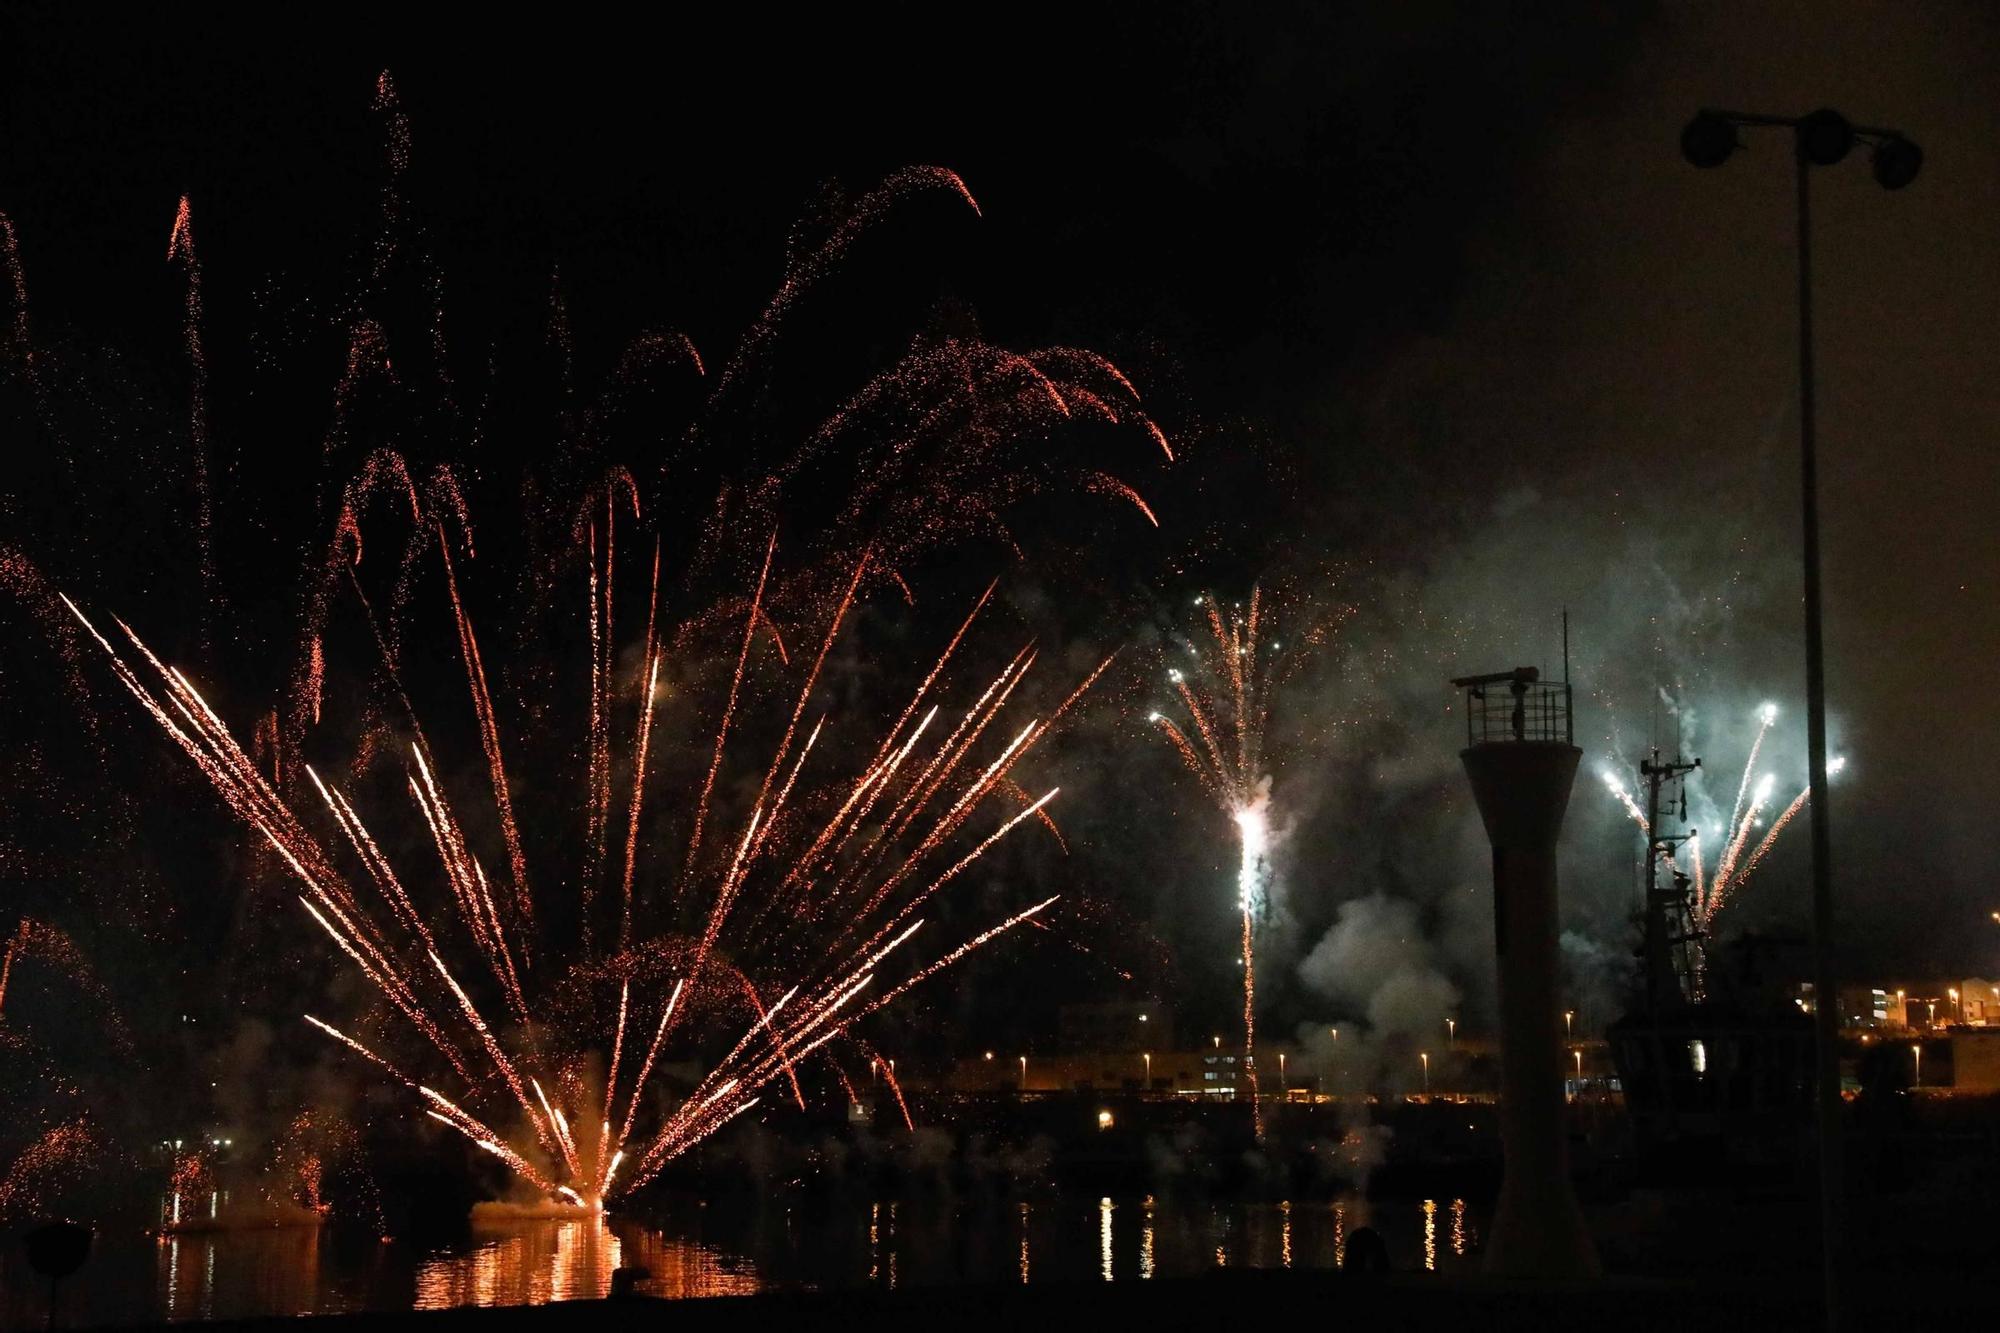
943, 1044, 1293, 1098
1951, 1029, 2000, 1092
1055, 998, 1169, 1052
1950, 979, 2000, 1026
1875, 980, 1999, 1030
1794, 983, 1892, 1029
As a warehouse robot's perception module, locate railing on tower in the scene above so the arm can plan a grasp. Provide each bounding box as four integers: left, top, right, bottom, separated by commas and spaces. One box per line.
1451, 667, 1573, 747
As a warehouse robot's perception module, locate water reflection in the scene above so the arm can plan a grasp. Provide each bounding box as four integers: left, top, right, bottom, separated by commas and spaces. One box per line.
413, 1216, 758, 1308
1098, 1197, 1114, 1281
1139, 1196, 1155, 1279
3, 1193, 1480, 1326
157, 1225, 329, 1322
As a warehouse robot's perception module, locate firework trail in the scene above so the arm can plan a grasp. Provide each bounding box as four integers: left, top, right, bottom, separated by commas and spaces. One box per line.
69, 503, 1093, 1206
1149, 588, 1333, 1135
1602, 702, 1845, 938
7, 67, 1175, 1217
167, 195, 215, 623
0, 211, 28, 363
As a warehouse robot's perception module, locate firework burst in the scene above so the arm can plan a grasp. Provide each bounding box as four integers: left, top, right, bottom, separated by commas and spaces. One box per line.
10, 68, 1171, 1217
69, 506, 1105, 1207
1602, 702, 1846, 942
1149, 587, 1334, 1134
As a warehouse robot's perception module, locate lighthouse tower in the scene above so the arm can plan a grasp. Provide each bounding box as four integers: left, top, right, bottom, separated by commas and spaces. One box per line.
1449, 663, 1598, 1279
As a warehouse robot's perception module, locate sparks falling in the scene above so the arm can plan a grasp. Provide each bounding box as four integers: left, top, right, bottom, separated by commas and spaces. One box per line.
1150, 587, 1328, 1137
68, 520, 1093, 1208
14, 67, 1173, 1218
1604, 702, 1847, 939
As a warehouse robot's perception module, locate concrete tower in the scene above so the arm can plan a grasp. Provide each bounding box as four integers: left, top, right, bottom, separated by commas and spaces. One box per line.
1450, 665, 1598, 1280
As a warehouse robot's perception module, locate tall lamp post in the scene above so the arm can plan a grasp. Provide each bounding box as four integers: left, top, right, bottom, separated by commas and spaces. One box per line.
1681, 106, 1922, 1333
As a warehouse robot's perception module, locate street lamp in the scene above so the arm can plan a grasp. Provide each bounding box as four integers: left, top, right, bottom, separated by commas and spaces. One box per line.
1684, 105, 1922, 1326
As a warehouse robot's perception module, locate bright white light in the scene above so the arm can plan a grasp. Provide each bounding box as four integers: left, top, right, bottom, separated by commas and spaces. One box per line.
1829, 755, 1848, 776
1759, 701, 1779, 725
1234, 804, 1270, 911
1148, 711, 1163, 723
1754, 773, 1777, 803
1168, 669, 1183, 683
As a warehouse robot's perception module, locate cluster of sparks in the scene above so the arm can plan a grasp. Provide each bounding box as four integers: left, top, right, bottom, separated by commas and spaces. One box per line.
1149, 590, 1294, 1135
1600, 701, 1847, 940
68, 523, 1104, 1207
8, 67, 1181, 1221
0, 1119, 97, 1222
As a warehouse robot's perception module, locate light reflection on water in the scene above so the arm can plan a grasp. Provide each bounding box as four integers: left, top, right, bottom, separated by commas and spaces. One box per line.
1, 1194, 1478, 1326
157, 1226, 332, 1323
412, 1217, 758, 1309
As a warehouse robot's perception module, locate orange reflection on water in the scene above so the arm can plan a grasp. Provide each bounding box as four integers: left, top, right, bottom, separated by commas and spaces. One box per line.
413, 1216, 758, 1310
157, 1224, 325, 1322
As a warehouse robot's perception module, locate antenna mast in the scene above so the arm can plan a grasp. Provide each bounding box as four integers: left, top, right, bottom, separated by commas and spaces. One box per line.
1639, 733, 1703, 1011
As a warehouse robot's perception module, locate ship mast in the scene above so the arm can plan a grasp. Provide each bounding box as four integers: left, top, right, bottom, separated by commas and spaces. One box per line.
1639, 748, 1703, 1011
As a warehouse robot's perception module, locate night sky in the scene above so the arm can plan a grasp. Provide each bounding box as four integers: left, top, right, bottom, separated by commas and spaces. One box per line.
4, 0, 1998, 1105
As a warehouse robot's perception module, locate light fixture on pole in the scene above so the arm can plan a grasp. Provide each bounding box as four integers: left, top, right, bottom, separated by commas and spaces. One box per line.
1683, 104, 1922, 1332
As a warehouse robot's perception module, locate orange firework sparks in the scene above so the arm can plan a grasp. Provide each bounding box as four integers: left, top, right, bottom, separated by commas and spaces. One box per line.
69, 508, 1094, 1207
19, 68, 1175, 1219
1148, 586, 1337, 1138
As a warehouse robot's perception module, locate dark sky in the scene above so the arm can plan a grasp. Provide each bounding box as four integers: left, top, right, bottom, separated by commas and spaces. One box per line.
5, 0, 1997, 1036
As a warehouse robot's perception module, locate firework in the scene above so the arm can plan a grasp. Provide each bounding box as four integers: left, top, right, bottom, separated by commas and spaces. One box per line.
1603, 702, 1846, 939
1150, 588, 1330, 1134
70, 511, 1096, 1206
12, 67, 1174, 1217
0, 1120, 98, 1223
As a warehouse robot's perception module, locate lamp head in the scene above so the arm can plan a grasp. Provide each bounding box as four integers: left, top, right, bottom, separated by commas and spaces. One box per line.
1798, 108, 1854, 166
1872, 135, 1923, 190
1681, 111, 1739, 168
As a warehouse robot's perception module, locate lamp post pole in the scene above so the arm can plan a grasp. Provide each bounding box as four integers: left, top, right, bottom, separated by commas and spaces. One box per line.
1682, 106, 1921, 1333
1791, 124, 1846, 1333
